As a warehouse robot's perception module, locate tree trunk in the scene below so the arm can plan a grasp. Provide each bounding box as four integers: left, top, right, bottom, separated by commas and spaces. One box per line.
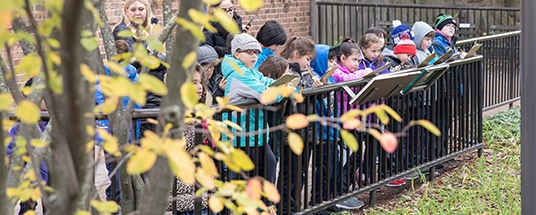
138, 0, 203, 214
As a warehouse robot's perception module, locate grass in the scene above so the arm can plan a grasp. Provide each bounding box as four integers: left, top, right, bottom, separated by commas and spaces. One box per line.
362, 107, 520, 214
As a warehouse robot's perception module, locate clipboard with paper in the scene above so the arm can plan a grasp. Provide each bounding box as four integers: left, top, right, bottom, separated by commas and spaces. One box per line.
348, 71, 421, 104
269, 74, 299, 87
361, 62, 392, 79
462, 43, 483, 59
320, 66, 337, 82
433, 49, 454, 65
401, 64, 450, 95
417, 52, 437, 68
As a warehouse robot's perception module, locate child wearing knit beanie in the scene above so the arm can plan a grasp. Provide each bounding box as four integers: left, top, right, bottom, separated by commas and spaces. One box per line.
432, 13, 467, 59
384, 33, 417, 71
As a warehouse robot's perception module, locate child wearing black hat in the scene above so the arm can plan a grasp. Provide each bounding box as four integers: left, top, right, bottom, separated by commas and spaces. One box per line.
432, 13, 467, 59
254, 20, 287, 69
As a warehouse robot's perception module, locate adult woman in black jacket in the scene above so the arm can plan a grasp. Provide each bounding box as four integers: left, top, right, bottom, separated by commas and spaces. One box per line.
112, 0, 158, 52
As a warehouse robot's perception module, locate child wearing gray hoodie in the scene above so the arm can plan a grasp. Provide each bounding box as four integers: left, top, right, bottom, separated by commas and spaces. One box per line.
412, 21, 438, 65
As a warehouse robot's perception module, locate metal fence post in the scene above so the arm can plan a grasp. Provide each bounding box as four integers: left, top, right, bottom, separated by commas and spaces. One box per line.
521, 0, 536, 213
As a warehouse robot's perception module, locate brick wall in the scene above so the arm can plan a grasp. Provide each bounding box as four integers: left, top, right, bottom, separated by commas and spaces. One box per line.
3, 0, 311, 86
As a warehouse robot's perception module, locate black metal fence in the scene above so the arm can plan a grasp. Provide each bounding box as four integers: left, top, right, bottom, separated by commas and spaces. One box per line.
141, 56, 482, 214
316, 2, 520, 45
457, 31, 520, 111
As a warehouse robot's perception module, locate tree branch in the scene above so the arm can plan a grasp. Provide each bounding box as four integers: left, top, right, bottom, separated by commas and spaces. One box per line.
96, 0, 117, 64
138, 0, 204, 214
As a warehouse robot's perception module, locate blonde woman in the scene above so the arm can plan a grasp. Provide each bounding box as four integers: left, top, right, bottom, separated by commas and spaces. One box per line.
113, 0, 158, 51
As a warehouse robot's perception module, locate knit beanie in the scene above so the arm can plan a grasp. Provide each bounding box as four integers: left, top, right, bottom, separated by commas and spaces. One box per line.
390, 20, 414, 45
197, 45, 219, 64
231, 33, 262, 55
256, 20, 287, 47
435, 13, 457, 30
394, 33, 417, 56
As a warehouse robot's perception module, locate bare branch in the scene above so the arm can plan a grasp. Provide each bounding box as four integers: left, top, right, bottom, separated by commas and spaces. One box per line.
95, 0, 117, 64
11, 12, 37, 55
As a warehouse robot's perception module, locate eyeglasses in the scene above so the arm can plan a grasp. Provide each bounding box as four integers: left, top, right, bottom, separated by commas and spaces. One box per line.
445, 23, 456, 29
220, 6, 234, 13
238, 50, 260, 56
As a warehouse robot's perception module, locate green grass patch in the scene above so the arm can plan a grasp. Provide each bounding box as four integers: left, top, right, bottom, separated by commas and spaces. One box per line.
364, 108, 521, 214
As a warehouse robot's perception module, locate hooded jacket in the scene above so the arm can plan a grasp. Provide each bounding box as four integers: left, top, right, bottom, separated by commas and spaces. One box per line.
432, 29, 458, 58
221, 55, 283, 147
412, 21, 438, 65
202, 13, 243, 58
310, 45, 334, 83
254, 47, 274, 69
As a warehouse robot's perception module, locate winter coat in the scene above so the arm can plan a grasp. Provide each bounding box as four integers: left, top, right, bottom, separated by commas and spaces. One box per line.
221, 55, 283, 147
382, 47, 417, 72
112, 21, 149, 52
359, 56, 390, 75
201, 13, 243, 58
254, 47, 274, 69
311, 44, 334, 83
432, 30, 458, 58
412, 21, 438, 65
332, 63, 370, 118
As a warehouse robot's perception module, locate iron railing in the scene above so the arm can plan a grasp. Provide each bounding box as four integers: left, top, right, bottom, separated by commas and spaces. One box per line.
316, 2, 520, 45
457, 31, 520, 110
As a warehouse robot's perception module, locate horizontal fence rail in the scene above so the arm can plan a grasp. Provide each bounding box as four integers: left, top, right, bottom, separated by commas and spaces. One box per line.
316, 2, 520, 45
458, 31, 520, 110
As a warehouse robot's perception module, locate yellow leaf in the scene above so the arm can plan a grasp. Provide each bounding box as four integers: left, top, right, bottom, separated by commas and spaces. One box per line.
30, 139, 49, 148
22, 155, 31, 163
74, 210, 92, 215
183, 51, 197, 69
366, 128, 382, 141
80, 37, 98, 51
142, 55, 161, 70
342, 118, 362, 130
374, 108, 390, 125
287, 132, 304, 155
278, 85, 294, 97
225, 55, 244, 75
0, 93, 13, 111
16, 100, 41, 124
263, 181, 280, 203
189, 9, 217, 33
127, 148, 157, 174
180, 82, 199, 108
15, 54, 41, 78
146, 118, 159, 125
80, 64, 97, 83
138, 74, 168, 96
340, 110, 362, 121
380, 104, 402, 122
6, 187, 20, 198
20, 86, 33, 96
196, 168, 215, 189
31, 186, 41, 201
106, 62, 127, 76
20, 187, 33, 202
213, 10, 240, 34
260, 87, 279, 104
22, 210, 35, 215
86, 125, 95, 136
90, 200, 119, 213
286, 114, 309, 130
340, 130, 358, 152
411, 120, 441, 136
47, 38, 60, 49
94, 97, 119, 115
199, 152, 219, 177
175, 17, 206, 42
231, 149, 254, 171
86, 141, 95, 153
166, 138, 196, 184
208, 196, 224, 213
238, 0, 264, 11
49, 51, 61, 65
145, 37, 165, 54
129, 84, 147, 106
223, 120, 242, 132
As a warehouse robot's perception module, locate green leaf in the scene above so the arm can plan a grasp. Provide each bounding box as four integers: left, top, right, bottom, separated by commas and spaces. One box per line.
340, 130, 358, 152
180, 82, 199, 108
182, 51, 197, 69
138, 73, 168, 96
116, 29, 134, 38
127, 148, 157, 174
0, 93, 13, 111
231, 149, 254, 171
146, 37, 165, 53
238, 0, 264, 11
411, 120, 441, 136
80, 37, 98, 51
16, 100, 40, 124
287, 132, 304, 155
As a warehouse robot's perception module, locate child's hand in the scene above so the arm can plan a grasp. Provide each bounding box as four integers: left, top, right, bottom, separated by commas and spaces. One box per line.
394, 65, 402, 72
219, 77, 227, 89
312, 76, 324, 87
460, 52, 468, 59
364, 68, 373, 74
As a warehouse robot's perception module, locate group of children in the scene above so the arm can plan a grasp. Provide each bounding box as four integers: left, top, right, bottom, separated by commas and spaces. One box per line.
189, 12, 463, 214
